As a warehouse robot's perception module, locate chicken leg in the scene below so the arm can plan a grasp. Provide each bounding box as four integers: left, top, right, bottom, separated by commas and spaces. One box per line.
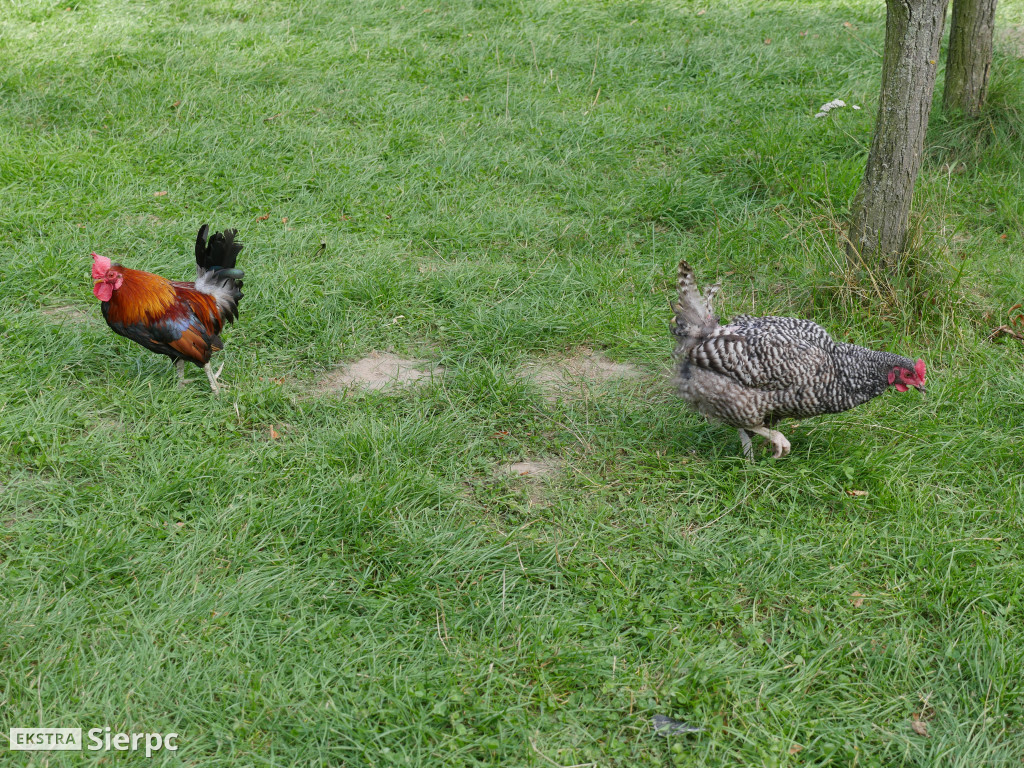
738, 428, 754, 460
204, 362, 224, 395
175, 359, 192, 388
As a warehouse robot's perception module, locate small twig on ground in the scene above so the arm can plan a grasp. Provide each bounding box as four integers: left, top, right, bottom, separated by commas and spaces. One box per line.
593, 552, 630, 594
435, 588, 451, 653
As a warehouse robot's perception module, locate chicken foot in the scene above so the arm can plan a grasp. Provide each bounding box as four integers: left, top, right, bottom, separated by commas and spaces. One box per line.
204, 363, 224, 395
747, 426, 791, 458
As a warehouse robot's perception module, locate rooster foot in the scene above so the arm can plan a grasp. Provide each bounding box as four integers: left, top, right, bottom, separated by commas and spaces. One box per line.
204, 362, 225, 395
175, 359, 194, 388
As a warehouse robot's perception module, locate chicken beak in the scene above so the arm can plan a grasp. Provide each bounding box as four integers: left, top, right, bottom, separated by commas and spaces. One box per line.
915, 384, 926, 394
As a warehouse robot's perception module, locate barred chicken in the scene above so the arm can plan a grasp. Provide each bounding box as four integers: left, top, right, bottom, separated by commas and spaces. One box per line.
670, 260, 925, 459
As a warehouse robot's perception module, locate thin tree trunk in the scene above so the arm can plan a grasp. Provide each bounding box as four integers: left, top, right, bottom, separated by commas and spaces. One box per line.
847, 0, 948, 265
944, 0, 998, 116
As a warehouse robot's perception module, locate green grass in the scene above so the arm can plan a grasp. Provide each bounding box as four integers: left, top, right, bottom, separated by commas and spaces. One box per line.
2, 0, 1024, 765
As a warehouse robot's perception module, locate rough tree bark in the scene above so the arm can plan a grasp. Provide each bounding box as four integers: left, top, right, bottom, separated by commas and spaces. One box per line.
943, 0, 998, 116
847, 0, 948, 265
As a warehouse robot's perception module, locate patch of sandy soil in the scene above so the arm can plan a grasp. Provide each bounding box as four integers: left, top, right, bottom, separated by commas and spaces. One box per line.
40, 305, 94, 324
496, 457, 565, 508
89, 417, 124, 432
120, 213, 163, 227
501, 458, 564, 478
316, 351, 441, 393
518, 348, 644, 399
998, 25, 1024, 58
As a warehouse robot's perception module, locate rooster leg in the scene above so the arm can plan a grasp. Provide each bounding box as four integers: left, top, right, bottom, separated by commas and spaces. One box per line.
737, 429, 754, 461
203, 362, 224, 395
748, 426, 791, 458
174, 359, 193, 387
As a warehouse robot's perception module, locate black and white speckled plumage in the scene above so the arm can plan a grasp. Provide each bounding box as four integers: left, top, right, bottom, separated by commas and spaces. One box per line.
670, 260, 925, 458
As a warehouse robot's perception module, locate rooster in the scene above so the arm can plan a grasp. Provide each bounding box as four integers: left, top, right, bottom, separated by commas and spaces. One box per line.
92, 225, 244, 394
670, 259, 925, 459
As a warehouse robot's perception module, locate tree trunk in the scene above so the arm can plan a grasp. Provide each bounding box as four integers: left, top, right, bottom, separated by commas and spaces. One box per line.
943, 0, 998, 116
847, 0, 948, 265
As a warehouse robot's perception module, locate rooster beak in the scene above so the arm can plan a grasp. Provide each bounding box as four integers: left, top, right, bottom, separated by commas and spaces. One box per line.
915, 384, 926, 394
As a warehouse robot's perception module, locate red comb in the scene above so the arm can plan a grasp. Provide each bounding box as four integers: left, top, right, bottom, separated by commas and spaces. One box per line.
91, 252, 111, 280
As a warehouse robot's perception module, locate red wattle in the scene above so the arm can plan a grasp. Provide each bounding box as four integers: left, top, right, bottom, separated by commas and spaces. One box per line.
94, 282, 113, 302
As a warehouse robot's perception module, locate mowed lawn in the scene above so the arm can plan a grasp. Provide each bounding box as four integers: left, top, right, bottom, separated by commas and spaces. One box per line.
2, 0, 1024, 765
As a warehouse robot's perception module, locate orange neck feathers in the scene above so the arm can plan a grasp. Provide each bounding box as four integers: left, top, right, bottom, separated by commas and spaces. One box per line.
105, 267, 178, 325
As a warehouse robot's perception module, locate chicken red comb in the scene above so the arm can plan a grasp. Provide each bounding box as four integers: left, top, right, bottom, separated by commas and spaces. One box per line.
914, 359, 926, 381
91, 252, 111, 279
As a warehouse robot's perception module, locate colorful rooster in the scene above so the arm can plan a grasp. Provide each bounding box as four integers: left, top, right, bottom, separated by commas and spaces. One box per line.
92, 225, 244, 394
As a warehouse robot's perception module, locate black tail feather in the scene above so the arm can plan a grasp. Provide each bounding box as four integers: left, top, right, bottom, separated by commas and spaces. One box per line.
193, 225, 245, 322
196, 225, 244, 274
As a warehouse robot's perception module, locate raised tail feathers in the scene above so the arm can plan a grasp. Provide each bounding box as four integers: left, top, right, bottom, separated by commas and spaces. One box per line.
670, 259, 719, 353
196, 225, 243, 276
194, 225, 244, 323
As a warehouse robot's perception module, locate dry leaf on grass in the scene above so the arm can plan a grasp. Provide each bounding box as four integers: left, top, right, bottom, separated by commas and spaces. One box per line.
269, 426, 280, 440
153, 191, 167, 197
846, 489, 868, 497
988, 325, 1024, 343
789, 744, 803, 755
988, 304, 1024, 343
851, 591, 865, 608
910, 717, 929, 737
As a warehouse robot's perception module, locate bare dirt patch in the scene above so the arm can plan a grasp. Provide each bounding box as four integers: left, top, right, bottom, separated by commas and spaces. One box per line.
120, 213, 163, 227
315, 351, 441, 393
40, 304, 94, 325
496, 457, 565, 508
518, 348, 644, 400
501, 458, 564, 478
90, 417, 124, 432
998, 25, 1024, 58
